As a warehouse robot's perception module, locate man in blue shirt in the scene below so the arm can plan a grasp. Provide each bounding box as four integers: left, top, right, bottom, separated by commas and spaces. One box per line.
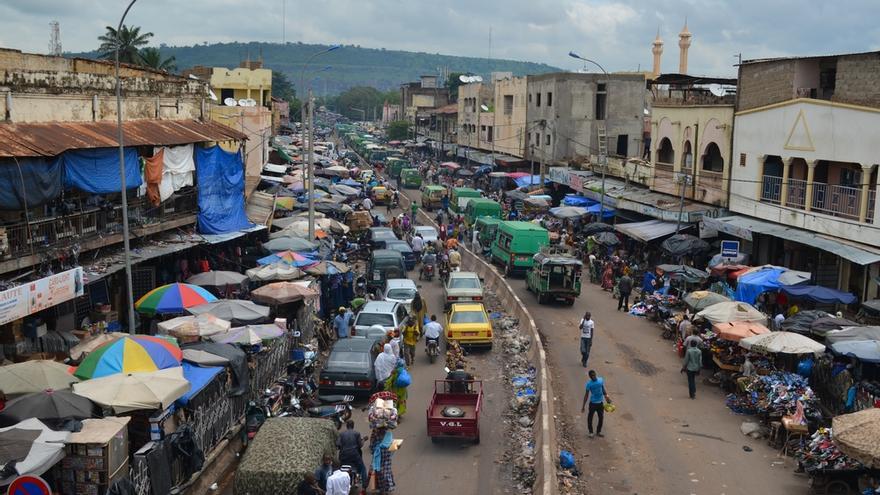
333, 307, 352, 339
581, 370, 611, 438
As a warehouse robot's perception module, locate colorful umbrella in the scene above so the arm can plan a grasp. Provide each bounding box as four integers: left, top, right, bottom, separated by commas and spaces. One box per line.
135, 283, 218, 315
73, 335, 183, 380
257, 250, 317, 267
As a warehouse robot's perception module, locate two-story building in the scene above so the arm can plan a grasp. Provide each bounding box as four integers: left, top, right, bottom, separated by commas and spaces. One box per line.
708, 51, 880, 301
400, 75, 450, 135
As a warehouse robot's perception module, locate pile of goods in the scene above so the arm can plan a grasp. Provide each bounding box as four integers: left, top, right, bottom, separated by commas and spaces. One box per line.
796, 428, 863, 472
726, 372, 818, 416
368, 392, 398, 429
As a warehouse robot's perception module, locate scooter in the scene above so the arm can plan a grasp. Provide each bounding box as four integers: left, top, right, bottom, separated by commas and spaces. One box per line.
426, 338, 440, 363
288, 396, 353, 429
419, 263, 435, 281
245, 400, 267, 440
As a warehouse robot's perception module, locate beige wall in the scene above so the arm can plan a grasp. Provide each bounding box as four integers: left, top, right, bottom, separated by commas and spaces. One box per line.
457, 82, 495, 151
208, 67, 272, 105
210, 106, 272, 197
650, 104, 734, 207
493, 77, 527, 158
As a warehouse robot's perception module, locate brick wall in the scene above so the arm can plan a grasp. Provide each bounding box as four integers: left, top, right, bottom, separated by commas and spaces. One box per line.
834, 53, 880, 108
737, 60, 796, 110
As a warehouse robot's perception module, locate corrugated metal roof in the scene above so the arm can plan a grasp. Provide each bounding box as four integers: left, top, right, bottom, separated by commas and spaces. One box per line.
0, 119, 247, 158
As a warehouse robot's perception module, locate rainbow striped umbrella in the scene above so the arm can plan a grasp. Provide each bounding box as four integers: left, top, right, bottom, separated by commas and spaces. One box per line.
73, 335, 183, 380
135, 283, 218, 315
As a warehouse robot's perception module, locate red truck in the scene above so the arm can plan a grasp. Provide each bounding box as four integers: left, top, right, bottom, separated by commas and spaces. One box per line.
426, 380, 483, 444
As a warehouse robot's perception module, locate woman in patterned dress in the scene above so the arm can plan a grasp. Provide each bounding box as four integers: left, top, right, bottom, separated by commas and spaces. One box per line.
370, 427, 396, 493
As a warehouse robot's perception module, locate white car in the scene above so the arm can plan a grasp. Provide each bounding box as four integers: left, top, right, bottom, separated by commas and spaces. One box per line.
382, 279, 418, 312
352, 301, 408, 336
410, 225, 439, 246
444, 271, 484, 309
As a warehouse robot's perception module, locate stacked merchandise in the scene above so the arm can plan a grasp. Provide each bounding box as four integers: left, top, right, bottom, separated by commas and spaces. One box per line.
796, 428, 863, 472
368, 393, 398, 429
726, 372, 818, 416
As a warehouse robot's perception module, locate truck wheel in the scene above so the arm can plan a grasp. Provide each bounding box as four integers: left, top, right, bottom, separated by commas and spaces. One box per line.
824, 480, 851, 495
431, 436, 439, 444
504, 263, 511, 277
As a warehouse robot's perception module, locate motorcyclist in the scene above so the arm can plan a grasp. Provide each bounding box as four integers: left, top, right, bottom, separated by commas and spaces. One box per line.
445, 362, 473, 393
448, 248, 462, 272
423, 314, 442, 358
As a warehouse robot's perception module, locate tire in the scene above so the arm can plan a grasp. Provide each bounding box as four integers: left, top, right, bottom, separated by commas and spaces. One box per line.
824, 480, 851, 495
429, 351, 437, 364
537, 293, 546, 304
504, 263, 511, 277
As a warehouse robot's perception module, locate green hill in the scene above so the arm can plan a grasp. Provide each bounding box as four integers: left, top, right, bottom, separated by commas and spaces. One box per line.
69, 41, 560, 95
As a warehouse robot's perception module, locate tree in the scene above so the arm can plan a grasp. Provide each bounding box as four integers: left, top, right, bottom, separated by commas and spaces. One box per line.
383, 90, 401, 105
97, 24, 153, 64
336, 86, 384, 120
386, 120, 411, 141
446, 72, 466, 102
139, 47, 177, 72
271, 71, 301, 120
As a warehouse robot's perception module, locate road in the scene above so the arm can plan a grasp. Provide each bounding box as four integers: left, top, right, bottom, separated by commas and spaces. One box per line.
508, 272, 811, 494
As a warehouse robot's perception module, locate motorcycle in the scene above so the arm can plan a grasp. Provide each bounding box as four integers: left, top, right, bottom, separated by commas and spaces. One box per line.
288, 396, 353, 429
438, 261, 450, 284
426, 338, 440, 363
419, 262, 435, 281
245, 400, 267, 440
661, 317, 678, 340
354, 275, 368, 298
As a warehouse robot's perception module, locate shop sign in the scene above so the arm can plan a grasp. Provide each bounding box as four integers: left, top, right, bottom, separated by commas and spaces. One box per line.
721, 240, 740, 258
567, 173, 582, 191
702, 217, 754, 242
548, 167, 569, 184
0, 267, 85, 326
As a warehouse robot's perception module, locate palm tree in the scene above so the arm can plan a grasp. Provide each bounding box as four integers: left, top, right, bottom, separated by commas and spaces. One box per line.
97, 24, 153, 64
139, 47, 177, 72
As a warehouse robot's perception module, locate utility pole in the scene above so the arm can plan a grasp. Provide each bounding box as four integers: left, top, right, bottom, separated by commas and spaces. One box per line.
307, 88, 315, 239
529, 145, 535, 186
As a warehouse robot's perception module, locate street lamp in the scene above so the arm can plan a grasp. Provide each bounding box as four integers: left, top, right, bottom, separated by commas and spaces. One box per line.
299, 45, 340, 240
568, 51, 610, 219
115, 0, 138, 335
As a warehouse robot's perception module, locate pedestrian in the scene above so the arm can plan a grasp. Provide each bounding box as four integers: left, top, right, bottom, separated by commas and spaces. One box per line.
411, 234, 424, 263
617, 271, 633, 311
401, 317, 419, 366
333, 307, 351, 339
314, 453, 334, 491
411, 292, 426, 332
441, 192, 449, 212
296, 473, 322, 495
410, 201, 418, 223
374, 344, 397, 388
337, 420, 367, 492
683, 327, 703, 349
681, 339, 702, 399
325, 459, 351, 495
370, 427, 396, 495
362, 196, 373, 211
580, 370, 611, 438
578, 311, 594, 367
773, 311, 785, 331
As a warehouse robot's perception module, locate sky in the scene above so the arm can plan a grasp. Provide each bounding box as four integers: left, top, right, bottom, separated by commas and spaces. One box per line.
1, 0, 879, 77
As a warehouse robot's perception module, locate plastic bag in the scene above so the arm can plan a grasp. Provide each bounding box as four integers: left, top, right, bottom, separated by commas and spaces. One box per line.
396, 367, 412, 388
559, 450, 576, 469
603, 403, 616, 413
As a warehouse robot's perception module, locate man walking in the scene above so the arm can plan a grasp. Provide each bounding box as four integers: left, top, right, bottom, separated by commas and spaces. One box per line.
581, 370, 611, 438
400, 317, 419, 366
337, 420, 367, 492
578, 312, 594, 367
682, 339, 702, 399
617, 272, 633, 311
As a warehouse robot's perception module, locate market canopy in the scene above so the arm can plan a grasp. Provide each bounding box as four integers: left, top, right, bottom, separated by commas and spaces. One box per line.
780, 285, 857, 305
809, 317, 862, 337
157, 314, 231, 338
74, 335, 183, 380
739, 331, 825, 355
825, 326, 880, 344
187, 299, 271, 325
656, 264, 709, 283
257, 250, 317, 267
135, 283, 218, 315
684, 291, 731, 312
781, 310, 831, 334
185, 270, 248, 288
303, 260, 351, 276
68, 333, 124, 362
73, 367, 190, 414
582, 222, 615, 235
696, 301, 767, 325
830, 340, 880, 363
177, 362, 224, 406
549, 206, 589, 219
0, 360, 80, 396
562, 194, 592, 207
0, 418, 69, 485
591, 231, 620, 247
246, 262, 305, 282
0, 389, 99, 428
251, 282, 320, 305
712, 321, 771, 342
734, 268, 786, 305
263, 237, 319, 253
833, 408, 880, 468
661, 234, 710, 257
615, 220, 678, 243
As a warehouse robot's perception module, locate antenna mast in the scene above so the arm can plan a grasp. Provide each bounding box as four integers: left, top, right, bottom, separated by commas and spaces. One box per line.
49, 20, 62, 56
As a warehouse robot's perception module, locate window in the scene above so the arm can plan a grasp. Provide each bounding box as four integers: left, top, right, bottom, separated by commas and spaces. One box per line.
487, 126, 493, 142
547, 92, 553, 107
536, 92, 542, 107
386, 288, 416, 300
220, 88, 234, 101
504, 95, 513, 115
739, 153, 747, 167
534, 133, 540, 146
616, 135, 628, 156
702, 142, 724, 172
545, 134, 551, 146
528, 93, 532, 104
595, 84, 607, 121
656, 138, 674, 164
450, 278, 481, 289
451, 310, 488, 324
841, 168, 861, 187
354, 313, 394, 327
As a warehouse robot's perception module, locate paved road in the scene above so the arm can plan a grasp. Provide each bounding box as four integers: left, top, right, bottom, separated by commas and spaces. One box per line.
506, 277, 811, 494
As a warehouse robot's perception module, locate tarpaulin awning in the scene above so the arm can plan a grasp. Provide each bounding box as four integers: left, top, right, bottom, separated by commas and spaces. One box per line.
712, 321, 771, 341
780, 285, 857, 305
196, 145, 253, 234
825, 326, 880, 344
0, 157, 62, 210
735, 268, 786, 305
177, 362, 224, 406
810, 317, 862, 337
614, 219, 679, 242
63, 147, 142, 193
563, 194, 593, 207
739, 331, 825, 355
781, 310, 830, 334
514, 175, 549, 188
830, 340, 880, 363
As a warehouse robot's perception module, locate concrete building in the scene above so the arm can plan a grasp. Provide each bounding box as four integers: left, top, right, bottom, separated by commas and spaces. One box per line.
183, 61, 272, 106
493, 76, 528, 158
650, 74, 737, 208
382, 103, 401, 123
525, 72, 647, 164
457, 81, 494, 154
400, 75, 450, 132
711, 50, 880, 300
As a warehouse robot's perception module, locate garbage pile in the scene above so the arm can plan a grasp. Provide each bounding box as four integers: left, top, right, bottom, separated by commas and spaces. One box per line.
725, 371, 818, 416
496, 314, 538, 493
796, 427, 862, 473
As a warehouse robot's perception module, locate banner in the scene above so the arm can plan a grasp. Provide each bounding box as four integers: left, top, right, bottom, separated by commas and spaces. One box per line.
0, 267, 85, 325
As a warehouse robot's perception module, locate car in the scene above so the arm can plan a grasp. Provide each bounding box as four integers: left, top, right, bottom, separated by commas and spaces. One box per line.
352, 300, 409, 336
409, 225, 439, 246
385, 240, 416, 270
367, 249, 407, 293
446, 302, 493, 348
367, 227, 398, 249
371, 186, 392, 204
444, 272, 484, 308
383, 279, 418, 312
319, 337, 380, 395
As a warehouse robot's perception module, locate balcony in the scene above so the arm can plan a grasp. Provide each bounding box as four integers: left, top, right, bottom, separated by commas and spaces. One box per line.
761, 175, 783, 204
761, 175, 875, 223
811, 183, 861, 220
2, 189, 198, 261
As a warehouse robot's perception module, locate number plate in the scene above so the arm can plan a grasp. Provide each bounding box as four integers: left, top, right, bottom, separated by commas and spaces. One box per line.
335, 381, 354, 387
463, 332, 478, 336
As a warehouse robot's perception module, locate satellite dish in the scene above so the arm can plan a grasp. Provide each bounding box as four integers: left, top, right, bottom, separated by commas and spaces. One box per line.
224, 97, 238, 107
246, 98, 258, 107
238, 99, 249, 107
188, 74, 200, 80
480, 104, 489, 112
472, 75, 483, 83
208, 89, 218, 101
459, 74, 469, 83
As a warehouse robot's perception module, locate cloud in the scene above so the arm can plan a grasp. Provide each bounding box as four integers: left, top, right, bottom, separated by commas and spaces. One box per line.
0, 0, 878, 78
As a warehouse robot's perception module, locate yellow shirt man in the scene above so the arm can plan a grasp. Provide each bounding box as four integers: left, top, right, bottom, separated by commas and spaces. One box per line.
402, 321, 420, 347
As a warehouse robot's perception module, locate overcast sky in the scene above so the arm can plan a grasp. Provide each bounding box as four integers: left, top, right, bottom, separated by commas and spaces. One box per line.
1, 0, 878, 76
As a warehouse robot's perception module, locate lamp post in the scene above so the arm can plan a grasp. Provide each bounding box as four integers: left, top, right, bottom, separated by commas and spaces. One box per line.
115, 0, 138, 335
299, 46, 340, 240
568, 51, 609, 219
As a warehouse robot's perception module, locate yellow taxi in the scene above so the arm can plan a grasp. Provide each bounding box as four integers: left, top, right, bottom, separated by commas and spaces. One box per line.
371, 186, 392, 204
446, 302, 493, 348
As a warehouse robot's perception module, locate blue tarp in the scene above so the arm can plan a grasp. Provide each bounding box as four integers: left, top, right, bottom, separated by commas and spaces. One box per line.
735, 268, 786, 305
177, 361, 224, 406
63, 147, 142, 193
830, 340, 880, 363
514, 175, 550, 188
780, 285, 857, 305
0, 157, 62, 210
585, 203, 616, 218
563, 195, 595, 207
196, 146, 253, 234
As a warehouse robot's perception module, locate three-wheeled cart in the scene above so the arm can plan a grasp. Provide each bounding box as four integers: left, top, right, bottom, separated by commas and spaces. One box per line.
427, 380, 482, 444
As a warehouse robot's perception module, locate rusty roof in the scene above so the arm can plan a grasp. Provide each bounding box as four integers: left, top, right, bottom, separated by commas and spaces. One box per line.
430, 103, 459, 115
0, 119, 247, 158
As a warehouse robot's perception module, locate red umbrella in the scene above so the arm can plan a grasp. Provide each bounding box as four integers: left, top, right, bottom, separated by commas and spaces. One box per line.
441, 162, 460, 170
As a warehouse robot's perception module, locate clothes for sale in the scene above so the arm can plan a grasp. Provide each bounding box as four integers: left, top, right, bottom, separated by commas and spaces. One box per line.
726, 372, 818, 417
796, 427, 862, 473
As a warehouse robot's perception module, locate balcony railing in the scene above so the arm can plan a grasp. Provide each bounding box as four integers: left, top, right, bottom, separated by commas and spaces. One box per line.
761, 175, 783, 204
787, 178, 807, 209
868, 189, 876, 224
3, 189, 197, 260
812, 183, 861, 220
